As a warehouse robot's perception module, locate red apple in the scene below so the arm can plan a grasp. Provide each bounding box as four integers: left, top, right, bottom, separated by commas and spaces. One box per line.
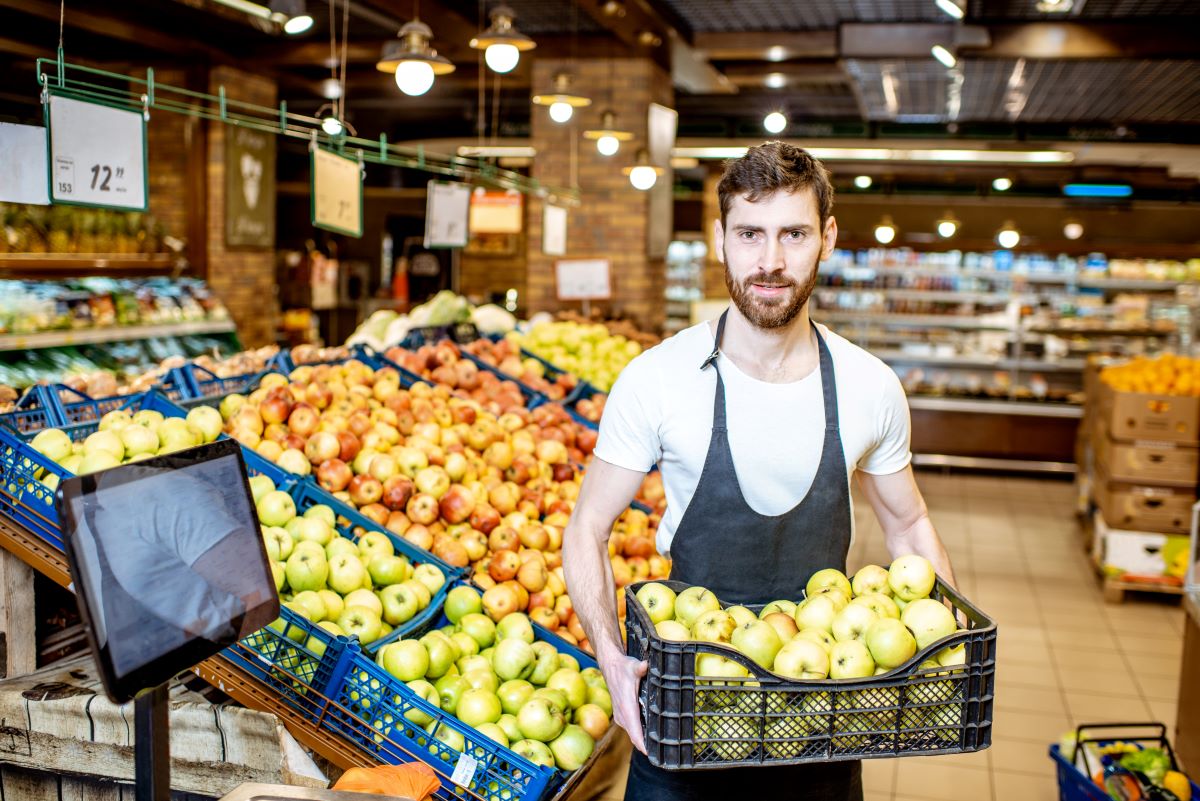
283, 433, 307, 452
317, 458, 353, 493
576, 429, 598, 455
469, 504, 501, 535
359, 503, 389, 526
551, 463, 575, 483
488, 482, 520, 515
488, 526, 519, 553
439, 484, 477, 525
381, 475, 415, 512
336, 430, 362, 463
348, 474, 383, 507
259, 393, 294, 425
263, 422, 288, 444
489, 550, 521, 582
305, 382, 333, 410
506, 454, 539, 485
406, 493, 439, 525
288, 404, 319, 437
385, 510, 411, 536
348, 412, 372, 438
518, 524, 550, 551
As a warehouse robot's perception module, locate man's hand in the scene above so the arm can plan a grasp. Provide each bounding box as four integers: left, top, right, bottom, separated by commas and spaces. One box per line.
600, 649, 649, 755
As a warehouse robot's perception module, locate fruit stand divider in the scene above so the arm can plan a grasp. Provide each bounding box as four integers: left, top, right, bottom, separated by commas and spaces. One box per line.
625, 578, 996, 770
328, 576, 612, 801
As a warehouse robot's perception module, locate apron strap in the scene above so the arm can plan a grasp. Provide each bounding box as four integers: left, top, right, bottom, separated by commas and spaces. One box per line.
814, 326, 840, 433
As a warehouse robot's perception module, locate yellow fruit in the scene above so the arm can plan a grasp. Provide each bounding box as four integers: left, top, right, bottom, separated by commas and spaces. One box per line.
1164, 770, 1191, 801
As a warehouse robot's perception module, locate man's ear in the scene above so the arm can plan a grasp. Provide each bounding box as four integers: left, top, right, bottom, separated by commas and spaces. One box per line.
821, 216, 838, 261
713, 217, 725, 263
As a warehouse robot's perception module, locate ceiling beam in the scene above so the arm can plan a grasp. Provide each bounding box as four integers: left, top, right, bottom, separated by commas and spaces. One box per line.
719, 61, 847, 89
693, 31, 839, 62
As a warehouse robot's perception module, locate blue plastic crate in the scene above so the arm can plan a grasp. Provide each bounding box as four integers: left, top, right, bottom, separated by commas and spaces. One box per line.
223, 604, 357, 722
184, 363, 261, 401
399, 323, 482, 349
1050, 740, 1200, 800
268, 346, 384, 376
327, 583, 599, 801
0, 385, 68, 433
288, 481, 464, 650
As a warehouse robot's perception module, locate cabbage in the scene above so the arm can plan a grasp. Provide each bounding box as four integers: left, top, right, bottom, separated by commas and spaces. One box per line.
471, 304, 517, 334
1119, 748, 1170, 786
411, 290, 473, 327
384, 315, 414, 346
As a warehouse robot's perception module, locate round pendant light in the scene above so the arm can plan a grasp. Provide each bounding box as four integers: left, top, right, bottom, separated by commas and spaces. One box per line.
623, 149, 664, 191
376, 19, 455, 97
532, 73, 592, 124
583, 110, 634, 156
471, 5, 536, 74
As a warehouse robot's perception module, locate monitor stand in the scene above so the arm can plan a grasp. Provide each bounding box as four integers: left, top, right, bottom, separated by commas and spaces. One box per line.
135, 683, 170, 801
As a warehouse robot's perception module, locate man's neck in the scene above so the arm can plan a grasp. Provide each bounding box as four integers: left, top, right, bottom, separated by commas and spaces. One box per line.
714, 303, 819, 384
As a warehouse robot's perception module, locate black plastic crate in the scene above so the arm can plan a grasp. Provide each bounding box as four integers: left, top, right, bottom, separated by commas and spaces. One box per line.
624, 578, 996, 770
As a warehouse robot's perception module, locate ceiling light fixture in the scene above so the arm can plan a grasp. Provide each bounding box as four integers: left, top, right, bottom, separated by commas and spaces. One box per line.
623, 148, 664, 191
1036, 0, 1073, 11
931, 45, 957, 68
269, 0, 312, 34
532, 72, 591, 124
853, 175, 872, 189
1063, 221, 1084, 240
996, 222, 1021, 249
471, 4, 535, 74
934, 0, 965, 19
992, 176, 1013, 191
874, 216, 897, 245
314, 102, 347, 137
765, 72, 786, 89
767, 46, 786, 62
376, 19, 455, 97
936, 212, 959, 238
601, 0, 626, 16
583, 109, 634, 156
763, 111, 788, 134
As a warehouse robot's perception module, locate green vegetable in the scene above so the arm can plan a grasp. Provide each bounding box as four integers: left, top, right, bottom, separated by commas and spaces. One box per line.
1120, 747, 1170, 786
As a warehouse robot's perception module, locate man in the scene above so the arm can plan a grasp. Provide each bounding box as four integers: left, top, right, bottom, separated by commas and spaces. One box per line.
562, 141, 957, 800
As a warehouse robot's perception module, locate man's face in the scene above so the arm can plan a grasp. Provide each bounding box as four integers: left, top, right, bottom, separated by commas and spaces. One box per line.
715, 187, 837, 329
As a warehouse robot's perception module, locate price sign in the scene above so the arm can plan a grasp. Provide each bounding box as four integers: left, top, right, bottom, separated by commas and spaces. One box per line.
542, 204, 567, 256
46, 96, 147, 210
450, 753, 478, 788
424, 180, 471, 249
311, 147, 363, 238
556, 258, 612, 301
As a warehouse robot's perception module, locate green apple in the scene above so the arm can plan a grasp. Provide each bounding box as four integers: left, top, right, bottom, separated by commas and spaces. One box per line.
498, 679, 535, 716
445, 585, 483, 624
381, 640, 429, 682
831, 604, 878, 644
655, 620, 690, 641
772, 638, 830, 679
292, 517, 333, 547
796, 627, 835, 653
865, 618, 917, 670
248, 475, 276, 505
413, 563, 446, 596
462, 668, 500, 695
725, 606, 757, 628
336, 605, 382, 644
517, 697, 565, 742
634, 582, 676, 624
731, 620, 782, 670
318, 589, 344, 622
828, 641, 875, 679
326, 553, 367, 596
421, 631, 458, 679
404, 679, 441, 725
262, 526, 294, 561
759, 599, 797, 619
497, 714, 523, 744
674, 586, 720, 629
451, 631, 479, 659
258, 490, 297, 527
850, 593, 900, 620
558, 654, 580, 673
98, 410, 132, 431
586, 686, 612, 717
83, 429, 124, 461
888, 555, 936, 602
434, 674, 468, 714
511, 738, 555, 768
426, 720, 465, 757
493, 637, 536, 682
496, 613, 534, 644
807, 568, 852, 600
900, 599, 957, 649
285, 542, 328, 592
547, 668, 587, 709
794, 595, 837, 634
357, 530, 395, 560
379, 583, 420, 626
458, 688, 503, 726
186, 406, 223, 443
132, 409, 164, 429
475, 722, 509, 749
292, 590, 328, 622
269, 561, 286, 592
31, 428, 73, 463
548, 724, 595, 771
580, 667, 606, 690
325, 537, 358, 562
459, 613, 497, 649
118, 425, 158, 457
851, 564, 892, 597
304, 503, 336, 527
219, 394, 246, 421
528, 641, 560, 686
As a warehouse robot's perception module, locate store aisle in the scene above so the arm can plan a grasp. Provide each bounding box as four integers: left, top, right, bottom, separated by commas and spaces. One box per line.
595, 472, 1185, 801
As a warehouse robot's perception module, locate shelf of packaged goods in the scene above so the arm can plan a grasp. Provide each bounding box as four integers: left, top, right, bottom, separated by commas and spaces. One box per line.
912, 453, 1077, 474
816, 311, 1013, 331
1078, 277, 1186, 291
0, 320, 238, 350
907, 396, 1083, 418
816, 288, 1017, 304
1022, 325, 1175, 338
0, 253, 182, 276
824, 267, 1186, 292
872, 349, 1087, 372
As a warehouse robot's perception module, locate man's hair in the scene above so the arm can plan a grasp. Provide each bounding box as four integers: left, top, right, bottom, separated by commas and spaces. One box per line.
717, 141, 834, 228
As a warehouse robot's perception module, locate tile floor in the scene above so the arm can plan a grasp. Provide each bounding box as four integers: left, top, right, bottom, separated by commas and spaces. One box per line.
593, 471, 1187, 801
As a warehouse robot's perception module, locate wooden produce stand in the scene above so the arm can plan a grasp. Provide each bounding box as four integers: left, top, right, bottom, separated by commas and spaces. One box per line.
1178, 592, 1200, 774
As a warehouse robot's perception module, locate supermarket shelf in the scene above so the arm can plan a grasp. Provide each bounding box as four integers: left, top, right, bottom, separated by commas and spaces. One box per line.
0, 253, 183, 277
908, 395, 1084, 418
816, 288, 1016, 304
873, 349, 1086, 372
824, 266, 1185, 291
1078, 276, 1185, 291
817, 311, 1012, 330
0, 320, 238, 350
1024, 325, 1174, 338
913, 453, 1076, 474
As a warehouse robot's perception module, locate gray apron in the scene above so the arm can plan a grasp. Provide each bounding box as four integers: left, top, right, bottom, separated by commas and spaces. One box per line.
625, 310, 862, 800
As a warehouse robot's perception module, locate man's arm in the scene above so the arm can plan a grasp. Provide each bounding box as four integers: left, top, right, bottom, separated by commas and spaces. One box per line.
856, 466, 957, 589
562, 457, 649, 753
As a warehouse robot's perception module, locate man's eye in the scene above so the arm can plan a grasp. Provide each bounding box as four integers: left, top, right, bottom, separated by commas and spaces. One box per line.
740, 231, 756, 240
787, 231, 804, 240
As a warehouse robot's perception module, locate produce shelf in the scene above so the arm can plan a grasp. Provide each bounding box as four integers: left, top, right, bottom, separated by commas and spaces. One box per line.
0, 253, 182, 277
815, 312, 1013, 331
907, 396, 1083, 418
0, 320, 238, 350
870, 350, 1087, 372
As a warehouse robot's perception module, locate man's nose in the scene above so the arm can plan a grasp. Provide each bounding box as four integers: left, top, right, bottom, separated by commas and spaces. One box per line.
763, 237, 786, 271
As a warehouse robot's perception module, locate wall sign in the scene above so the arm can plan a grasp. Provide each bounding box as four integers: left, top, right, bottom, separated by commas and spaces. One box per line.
46, 95, 147, 211
424, 180, 471, 249
556, 259, 612, 301
225, 125, 276, 248
0, 123, 50, 205
469, 189, 523, 234
311, 147, 363, 238
542, 204, 567, 256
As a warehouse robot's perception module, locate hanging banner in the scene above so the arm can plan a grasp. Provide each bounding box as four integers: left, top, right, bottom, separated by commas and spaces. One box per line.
46, 95, 147, 210
424, 180, 471, 248
556, 258, 612, 301
311, 147, 363, 237
225, 125, 276, 248
469, 189, 523, 234
0, 123, 50, 205
542, 204, 567, 256
646, 103, 678, 260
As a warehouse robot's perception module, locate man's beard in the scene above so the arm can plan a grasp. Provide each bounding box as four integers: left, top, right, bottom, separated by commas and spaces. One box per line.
723, 250, 820, 330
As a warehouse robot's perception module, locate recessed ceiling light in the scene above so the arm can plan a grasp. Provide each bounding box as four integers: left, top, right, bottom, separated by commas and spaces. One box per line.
1036, 0, 1073, 11
854, 175, 872, 189
931, 45, 957, 68
763, 111, 787, 134
765, 72, 786, 89
1063, 221, 1084, 240
992, 177, 1013, 191
767, 46, 785, 62
934, 0, 965, 19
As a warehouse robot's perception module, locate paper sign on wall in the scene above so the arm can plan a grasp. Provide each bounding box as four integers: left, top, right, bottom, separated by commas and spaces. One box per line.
469, 189, 523, 234
311, 147, 363, 237
0, 123, 50, 205
543, 205, 567, 256
556, 259, 611, 301
47, 96, 147, 210
425, 180, 472, 248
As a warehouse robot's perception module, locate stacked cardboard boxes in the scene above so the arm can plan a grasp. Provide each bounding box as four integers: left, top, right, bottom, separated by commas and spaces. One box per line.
1089, 379, 1199, 585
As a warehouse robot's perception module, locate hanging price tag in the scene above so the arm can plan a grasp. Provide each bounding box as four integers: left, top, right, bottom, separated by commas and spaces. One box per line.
47, 96, 147, 210
450, 752, 478, 788
311, 147, 363, 238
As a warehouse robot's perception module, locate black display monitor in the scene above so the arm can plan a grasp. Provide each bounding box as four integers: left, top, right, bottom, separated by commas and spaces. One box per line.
56, 438, 279, 704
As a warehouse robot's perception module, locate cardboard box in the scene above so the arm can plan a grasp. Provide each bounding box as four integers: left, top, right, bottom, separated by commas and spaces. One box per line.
1094, 432, 1200, 488
1096, 382, 1200, 445
1092, 511, 1189, 584
1094, 466, 1197, 534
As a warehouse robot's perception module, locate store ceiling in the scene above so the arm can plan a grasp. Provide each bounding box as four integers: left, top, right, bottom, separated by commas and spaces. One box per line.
1, 0, 1198, 174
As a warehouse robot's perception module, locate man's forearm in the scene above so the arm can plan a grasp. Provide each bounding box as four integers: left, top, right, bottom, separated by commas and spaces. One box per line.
562, 519, 625, 663
887, 515, 957, 589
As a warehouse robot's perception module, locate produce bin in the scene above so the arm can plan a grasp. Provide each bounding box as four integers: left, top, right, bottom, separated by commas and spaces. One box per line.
400, 322, 482, 349
0, 385, 74, 432
178, 363, 262, 404
1050, 723, 1200, 801
287, 480, 465, 649
625, 578, 996, 770
224, 603, 358, 722
327, 593, 603, 801
268, 346, 385, 376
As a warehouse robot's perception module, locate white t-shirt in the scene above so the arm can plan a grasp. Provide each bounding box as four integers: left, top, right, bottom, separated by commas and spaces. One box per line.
594, 317, 912, 557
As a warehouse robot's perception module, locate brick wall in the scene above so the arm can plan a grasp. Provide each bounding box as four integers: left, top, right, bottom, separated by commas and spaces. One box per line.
205, 66, 278, 348
525, 57, 673, 330
145, 70, 188, 243
701, 170, 729, 299
459, 228, 528, 305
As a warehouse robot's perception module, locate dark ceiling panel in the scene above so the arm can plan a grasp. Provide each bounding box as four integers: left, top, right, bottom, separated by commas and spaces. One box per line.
461, 0, 605, 35
656, 0, 945, 32
970, 0, 1200, 18
844, 59, 951, 121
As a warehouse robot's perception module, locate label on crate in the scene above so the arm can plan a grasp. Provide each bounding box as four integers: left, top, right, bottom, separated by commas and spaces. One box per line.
47, 96, 147, 210
450, 753, 478, 787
